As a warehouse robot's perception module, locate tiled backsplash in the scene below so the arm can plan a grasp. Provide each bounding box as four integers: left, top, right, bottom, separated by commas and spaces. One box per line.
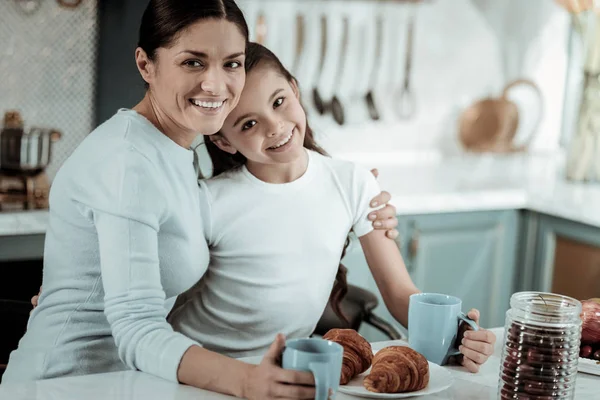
0, 0, 98, 179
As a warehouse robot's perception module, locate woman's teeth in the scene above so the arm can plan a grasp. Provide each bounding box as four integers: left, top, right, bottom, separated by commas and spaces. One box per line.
190, 99, 224, 109
269, 131, 293, 150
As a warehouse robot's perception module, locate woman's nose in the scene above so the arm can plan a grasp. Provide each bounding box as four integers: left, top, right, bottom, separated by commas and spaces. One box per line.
200, 68, 225, 95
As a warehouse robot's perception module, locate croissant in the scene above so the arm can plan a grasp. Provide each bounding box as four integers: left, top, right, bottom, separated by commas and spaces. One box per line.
363, 346, 429, 393
322, 328, 373, 385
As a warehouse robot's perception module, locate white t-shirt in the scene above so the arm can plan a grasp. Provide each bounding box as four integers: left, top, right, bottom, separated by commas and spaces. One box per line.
169, 150, 380, 358
2, 109, 208, 383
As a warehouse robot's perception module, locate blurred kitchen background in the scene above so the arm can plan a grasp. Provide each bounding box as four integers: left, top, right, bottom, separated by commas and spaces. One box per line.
1, 0, 600, 357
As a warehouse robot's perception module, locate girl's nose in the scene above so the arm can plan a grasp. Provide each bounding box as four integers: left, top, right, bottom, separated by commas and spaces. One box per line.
267, 120, 285, 137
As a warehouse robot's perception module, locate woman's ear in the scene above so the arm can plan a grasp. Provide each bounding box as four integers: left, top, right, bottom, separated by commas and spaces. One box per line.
135, 47, 155, 84
209, 134, 238, 155
290, 78, 300, 100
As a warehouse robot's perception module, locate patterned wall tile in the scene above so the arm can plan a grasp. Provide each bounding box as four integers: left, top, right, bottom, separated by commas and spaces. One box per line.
0, 0, 98, 179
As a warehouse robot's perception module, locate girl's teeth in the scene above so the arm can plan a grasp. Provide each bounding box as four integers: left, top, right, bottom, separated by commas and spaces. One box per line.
270, 132, 293, 149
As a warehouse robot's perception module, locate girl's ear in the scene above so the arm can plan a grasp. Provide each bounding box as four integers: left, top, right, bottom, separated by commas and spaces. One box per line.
209, 134, 238, 155
290, 78, 300, 99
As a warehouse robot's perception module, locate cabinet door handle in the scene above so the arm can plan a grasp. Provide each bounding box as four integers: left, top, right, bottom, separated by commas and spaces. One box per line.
409, 230, 420, 261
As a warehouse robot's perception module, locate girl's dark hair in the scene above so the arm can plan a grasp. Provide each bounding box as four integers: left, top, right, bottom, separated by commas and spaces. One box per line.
205, 42, 350, 325
138, 0, 249, 62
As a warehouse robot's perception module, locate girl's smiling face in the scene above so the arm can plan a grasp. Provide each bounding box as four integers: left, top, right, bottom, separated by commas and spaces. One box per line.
213, 64, 307, 168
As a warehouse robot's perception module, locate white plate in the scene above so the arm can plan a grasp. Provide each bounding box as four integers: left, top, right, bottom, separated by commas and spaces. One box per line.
337, 360, 454, 399
578, 357, 600, 376
237, 348, 454, 399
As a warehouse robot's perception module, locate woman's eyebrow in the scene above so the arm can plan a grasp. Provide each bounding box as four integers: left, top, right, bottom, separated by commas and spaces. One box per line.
177, 51, 245, 59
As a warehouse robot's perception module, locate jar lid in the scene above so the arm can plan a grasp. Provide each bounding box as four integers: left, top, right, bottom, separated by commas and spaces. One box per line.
510, 291, 582, 325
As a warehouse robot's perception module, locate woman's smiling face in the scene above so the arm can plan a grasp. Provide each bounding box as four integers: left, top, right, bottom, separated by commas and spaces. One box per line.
141, 18, 247, 136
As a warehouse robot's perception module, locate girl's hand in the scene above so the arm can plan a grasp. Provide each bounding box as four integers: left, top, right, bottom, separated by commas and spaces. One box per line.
30, 286, 41, 314
369, 169, 399, 240
242, 334, 317, 399
458, 309, 496, 373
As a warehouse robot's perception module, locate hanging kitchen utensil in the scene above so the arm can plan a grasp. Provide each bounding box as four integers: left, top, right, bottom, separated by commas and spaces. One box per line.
255, 11, 267, 45
312, 15, 328, 115
14, 0, 41, 15
330, 16, 350, 126
57, 0, 82, 8
458, 79, 544, 153
365, 14, 384, 121
396, 7, 417, 120
291, 13, 305, 76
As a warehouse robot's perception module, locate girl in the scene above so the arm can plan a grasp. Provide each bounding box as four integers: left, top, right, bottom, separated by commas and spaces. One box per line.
6, 2, 397, 398
168, 42, 496, 383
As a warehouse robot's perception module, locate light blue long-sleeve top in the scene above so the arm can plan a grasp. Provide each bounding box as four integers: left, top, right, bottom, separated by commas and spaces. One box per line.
2, 109, 208, 383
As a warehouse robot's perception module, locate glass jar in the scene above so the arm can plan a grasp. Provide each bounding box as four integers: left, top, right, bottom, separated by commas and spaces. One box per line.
498, 292, 582, 400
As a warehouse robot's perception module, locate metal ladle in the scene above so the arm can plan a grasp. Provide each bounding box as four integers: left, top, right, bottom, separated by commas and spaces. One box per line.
365, 15, 384, 121
397, 9, 416, 119
312, 15, 328, 115
330, 16, 350, 125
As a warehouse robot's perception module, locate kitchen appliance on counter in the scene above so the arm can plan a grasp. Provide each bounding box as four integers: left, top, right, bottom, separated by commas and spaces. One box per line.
0, 170, 50, 211
0, 110, 59, 211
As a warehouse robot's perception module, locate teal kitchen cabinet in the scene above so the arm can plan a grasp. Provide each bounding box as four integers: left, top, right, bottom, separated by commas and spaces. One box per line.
529, 213, 600, 301
343, 210, 520, 342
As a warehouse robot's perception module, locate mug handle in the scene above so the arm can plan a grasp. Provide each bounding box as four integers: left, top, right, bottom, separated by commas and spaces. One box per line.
447, 312, 479, 357
309, 362, 330, 400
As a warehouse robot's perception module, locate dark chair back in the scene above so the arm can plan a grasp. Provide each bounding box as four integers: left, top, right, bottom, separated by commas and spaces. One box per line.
314, 284, 403, 340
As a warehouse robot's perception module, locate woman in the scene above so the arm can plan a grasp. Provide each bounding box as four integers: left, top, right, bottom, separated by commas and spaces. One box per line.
3, 1, 397, 399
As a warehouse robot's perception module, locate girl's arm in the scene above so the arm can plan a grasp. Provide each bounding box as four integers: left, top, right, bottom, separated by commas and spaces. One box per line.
358, 229, 420, 328
358, 229, 496, 373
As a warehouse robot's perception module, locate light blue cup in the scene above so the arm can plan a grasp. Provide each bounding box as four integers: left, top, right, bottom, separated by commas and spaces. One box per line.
408, 293, 479, 365
282, 338, 344, 400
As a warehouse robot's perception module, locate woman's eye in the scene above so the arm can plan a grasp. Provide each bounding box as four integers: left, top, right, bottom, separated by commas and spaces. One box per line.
226, 61, 243, 69
242, 120, 257, 131
273, 97, 285, 108
184, 60, 203, 68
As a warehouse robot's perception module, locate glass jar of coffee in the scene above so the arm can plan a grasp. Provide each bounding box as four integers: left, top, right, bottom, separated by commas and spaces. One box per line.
498, 292, 582, 400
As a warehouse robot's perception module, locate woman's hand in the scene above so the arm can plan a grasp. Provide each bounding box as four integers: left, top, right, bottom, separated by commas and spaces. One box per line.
242, 334, 317, 400
458, 309, 496, 373
369, 169, 399, 240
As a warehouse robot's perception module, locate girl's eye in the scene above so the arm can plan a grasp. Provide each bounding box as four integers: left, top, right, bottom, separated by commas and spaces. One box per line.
226, 61, 243, 69
273, 97, 285, 109
242, 120, 257, 131
184, 60, 203, 68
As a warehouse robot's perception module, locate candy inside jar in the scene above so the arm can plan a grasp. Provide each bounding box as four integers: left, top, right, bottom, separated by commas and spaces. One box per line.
498, 292, 582, 400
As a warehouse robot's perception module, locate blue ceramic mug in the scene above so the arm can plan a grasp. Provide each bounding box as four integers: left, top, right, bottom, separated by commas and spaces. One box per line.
282, 338, 344, 400
408, 293, 479, 365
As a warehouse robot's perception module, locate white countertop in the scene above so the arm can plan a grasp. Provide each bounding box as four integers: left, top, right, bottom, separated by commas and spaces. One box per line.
1, 328, 598, 399
2, 151, 600, 237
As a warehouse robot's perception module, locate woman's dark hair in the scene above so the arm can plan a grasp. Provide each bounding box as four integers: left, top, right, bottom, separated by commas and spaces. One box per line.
205, 42, 350, 325
138, 0, 249, 62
